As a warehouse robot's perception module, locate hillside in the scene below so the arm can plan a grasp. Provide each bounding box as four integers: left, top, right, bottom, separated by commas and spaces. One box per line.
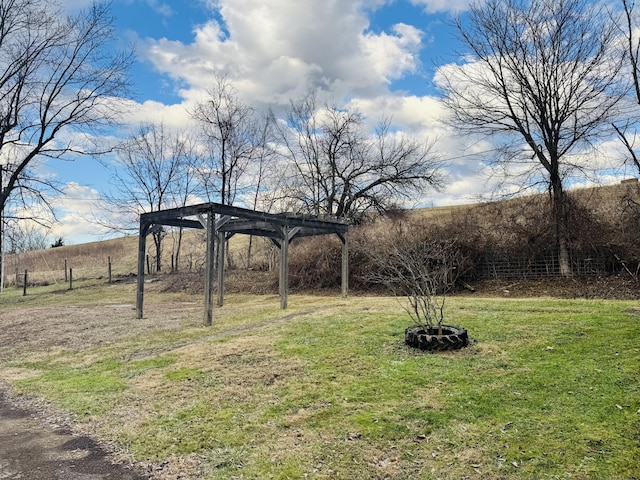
2, 179, 639, 297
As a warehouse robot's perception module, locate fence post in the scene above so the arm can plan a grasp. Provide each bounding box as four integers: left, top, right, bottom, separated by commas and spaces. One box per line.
64, 259, 68, 282
69, 268, 73, 290
108, 256, 112, 284
23, 270, 27, 296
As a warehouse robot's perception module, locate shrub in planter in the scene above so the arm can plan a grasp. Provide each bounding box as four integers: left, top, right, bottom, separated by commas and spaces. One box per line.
366, 229, 470, 351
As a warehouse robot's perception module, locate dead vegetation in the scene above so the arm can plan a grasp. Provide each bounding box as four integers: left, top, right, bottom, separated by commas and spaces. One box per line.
3, 181, 640, 299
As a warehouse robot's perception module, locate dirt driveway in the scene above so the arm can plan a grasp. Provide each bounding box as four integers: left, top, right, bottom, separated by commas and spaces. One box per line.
0, 298, 203, 480
0, 387, 148, 479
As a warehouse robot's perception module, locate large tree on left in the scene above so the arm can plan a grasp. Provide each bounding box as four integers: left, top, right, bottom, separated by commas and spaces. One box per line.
0, 0, 131, 287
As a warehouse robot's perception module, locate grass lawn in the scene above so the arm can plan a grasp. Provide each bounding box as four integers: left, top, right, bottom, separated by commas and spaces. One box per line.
0, 281, 638, 479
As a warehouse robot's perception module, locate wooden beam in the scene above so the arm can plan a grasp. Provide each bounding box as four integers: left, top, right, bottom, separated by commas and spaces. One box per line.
136, 221, 150, 319
140, 202, 348, 233
280, 225, 289, 309
204, 210, 215, 326
217, 228, 225, 308
338, 232, 349, 297
152, 218, 204, 230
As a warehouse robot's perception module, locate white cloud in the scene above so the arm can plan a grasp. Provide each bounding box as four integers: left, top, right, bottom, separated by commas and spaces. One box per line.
144, 0, 173, 17
409, 0, 477, 14
121, 98, 195, 130
138, 0, 425, 107
47, 183, 116, 244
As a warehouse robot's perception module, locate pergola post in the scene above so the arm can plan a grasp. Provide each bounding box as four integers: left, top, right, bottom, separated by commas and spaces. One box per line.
136, 221, 150, 319
338, 232, 349, 297
217, 229, 226, 307
279, 225, 289, 309
204, 211, 215, 326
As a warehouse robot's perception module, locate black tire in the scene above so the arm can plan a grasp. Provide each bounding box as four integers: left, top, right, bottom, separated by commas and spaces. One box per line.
405, 325, 469, 351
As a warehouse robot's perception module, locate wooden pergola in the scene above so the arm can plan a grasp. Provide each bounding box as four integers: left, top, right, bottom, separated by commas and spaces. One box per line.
136, 202, 349, 325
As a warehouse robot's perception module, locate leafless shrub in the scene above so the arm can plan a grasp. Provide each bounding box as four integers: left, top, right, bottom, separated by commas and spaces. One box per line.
288, 236, 342, 290
363, 226, 466, 330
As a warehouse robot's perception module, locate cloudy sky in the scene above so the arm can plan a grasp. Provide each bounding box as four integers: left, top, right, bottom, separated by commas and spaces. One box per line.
43, 0, 632, 244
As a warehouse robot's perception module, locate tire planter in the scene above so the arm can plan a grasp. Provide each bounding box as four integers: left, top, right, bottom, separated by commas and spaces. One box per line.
405, 324, 469, 351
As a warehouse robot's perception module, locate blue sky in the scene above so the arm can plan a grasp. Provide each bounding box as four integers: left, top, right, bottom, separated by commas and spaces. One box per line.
43, 0, 630, 244
45, 0, 474, 244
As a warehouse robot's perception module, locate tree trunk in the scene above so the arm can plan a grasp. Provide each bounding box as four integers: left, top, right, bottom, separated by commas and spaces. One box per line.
153, 231, 162, 273
247, 234, 253, 269
551, 174, 572, 277
0, 211, 4, 293
1, 167, 5, 292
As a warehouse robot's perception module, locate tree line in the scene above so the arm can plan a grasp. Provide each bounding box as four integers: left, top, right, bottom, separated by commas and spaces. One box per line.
96, 79, 443, 272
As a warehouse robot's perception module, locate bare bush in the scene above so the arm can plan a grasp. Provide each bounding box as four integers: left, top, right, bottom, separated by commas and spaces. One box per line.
361, 223, 467, 330
288, 236, 343, 290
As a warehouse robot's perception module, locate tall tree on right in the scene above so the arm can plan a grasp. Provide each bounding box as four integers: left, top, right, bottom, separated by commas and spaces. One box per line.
614, 0, 640, 174
439, 0, 625, 276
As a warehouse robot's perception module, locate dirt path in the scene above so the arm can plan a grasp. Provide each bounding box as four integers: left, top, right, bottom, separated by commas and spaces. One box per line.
0, 389, 149, 479
0, 300, 325, 479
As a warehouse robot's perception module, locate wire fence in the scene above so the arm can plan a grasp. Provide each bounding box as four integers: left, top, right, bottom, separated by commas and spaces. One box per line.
474, 250, 616, 280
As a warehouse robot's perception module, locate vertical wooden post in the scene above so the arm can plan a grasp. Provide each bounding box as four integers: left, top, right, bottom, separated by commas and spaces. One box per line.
136, 221, 149, 319
204, 211, 215, 326
69, 268, 73, 290
279, 225, 289, 309
339, 232, 349, 297
64, 259, 68, 282
216, 230, 225, 308
108, 256, 112, 284
22, 270, 27, 296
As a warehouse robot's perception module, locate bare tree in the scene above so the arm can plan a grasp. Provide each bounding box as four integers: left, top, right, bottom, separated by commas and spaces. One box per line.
191, 75, 271, 207
191, 75, 277, 270
274, 93, 443, 222
614, 0, 640, 173
440, 0, 625, 276
2, 220, 50, 253
0, 0, 131, 289
101, 123, 200, 272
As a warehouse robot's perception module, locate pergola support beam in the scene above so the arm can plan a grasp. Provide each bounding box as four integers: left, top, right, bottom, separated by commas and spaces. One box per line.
279, 226, 289, 309
204, 210, 216, 326
136, 221, 151, 319
217, 229, 226, 308
337, 232, 349, 297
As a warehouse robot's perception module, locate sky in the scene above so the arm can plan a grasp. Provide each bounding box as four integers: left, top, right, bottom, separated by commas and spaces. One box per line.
36, 0, 635, 244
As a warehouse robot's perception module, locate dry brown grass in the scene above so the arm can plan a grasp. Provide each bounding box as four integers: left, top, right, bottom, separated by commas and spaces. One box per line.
4, 180, 639, 292
2, 229, 278, 288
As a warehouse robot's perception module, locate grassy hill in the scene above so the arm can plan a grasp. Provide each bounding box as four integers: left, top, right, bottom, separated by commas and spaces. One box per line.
3, 179, 639, 290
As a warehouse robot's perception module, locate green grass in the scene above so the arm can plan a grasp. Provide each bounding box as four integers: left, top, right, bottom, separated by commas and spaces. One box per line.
1, 292, 639, 479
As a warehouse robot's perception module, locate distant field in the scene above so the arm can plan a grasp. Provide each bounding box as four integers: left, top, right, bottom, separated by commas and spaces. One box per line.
2, 229, 275, 288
